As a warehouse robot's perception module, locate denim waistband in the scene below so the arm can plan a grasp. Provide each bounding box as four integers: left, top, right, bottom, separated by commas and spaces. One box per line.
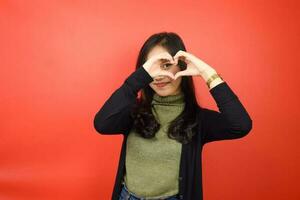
120, 182, 179, 200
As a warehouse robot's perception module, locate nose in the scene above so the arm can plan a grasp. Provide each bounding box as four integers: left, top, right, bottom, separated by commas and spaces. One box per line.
154, 75, 163, 81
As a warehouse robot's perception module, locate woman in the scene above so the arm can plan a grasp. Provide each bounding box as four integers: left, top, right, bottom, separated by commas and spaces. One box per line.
93, 32, 252, 200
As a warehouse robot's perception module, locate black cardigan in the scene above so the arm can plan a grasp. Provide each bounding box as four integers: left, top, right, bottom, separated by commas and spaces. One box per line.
93, 66, 252, 200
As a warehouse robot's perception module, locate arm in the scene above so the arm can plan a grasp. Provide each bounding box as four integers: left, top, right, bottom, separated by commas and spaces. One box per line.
93, 67, 153, 135
201, 81, 253, 145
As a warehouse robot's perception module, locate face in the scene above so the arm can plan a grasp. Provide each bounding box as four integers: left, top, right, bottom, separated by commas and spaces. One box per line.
147, 45, 183, 96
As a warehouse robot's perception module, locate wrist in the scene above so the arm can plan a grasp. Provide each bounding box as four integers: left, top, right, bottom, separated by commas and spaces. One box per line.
200, 68, 218, 82
201, 68, 224, 89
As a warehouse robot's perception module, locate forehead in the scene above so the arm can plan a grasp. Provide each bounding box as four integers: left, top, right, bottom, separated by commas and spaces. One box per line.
146, 45, 168, 60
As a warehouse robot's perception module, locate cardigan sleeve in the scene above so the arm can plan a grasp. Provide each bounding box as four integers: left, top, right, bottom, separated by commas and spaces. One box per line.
201, 81, 253, 145
93, 67, 153, 135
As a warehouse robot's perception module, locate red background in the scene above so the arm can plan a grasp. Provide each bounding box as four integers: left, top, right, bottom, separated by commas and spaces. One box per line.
0, 0, 299, 199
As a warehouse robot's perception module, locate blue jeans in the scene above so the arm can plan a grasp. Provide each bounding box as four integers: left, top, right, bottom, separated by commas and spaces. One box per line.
119, 183, 179, 200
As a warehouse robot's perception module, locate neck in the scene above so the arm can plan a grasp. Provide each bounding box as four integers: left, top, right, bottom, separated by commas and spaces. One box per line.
151, 92, 185, 124
151, 92, 185, 106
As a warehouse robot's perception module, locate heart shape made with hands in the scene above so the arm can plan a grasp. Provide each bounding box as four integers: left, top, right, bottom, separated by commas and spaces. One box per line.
153, 50, 205, 80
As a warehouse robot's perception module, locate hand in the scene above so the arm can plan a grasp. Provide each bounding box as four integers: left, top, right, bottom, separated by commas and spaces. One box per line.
142, 52, 176, 80
173, 50, 213, 80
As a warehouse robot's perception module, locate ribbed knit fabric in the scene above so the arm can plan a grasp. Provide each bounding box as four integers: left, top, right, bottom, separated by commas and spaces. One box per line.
123, 92, 185, 199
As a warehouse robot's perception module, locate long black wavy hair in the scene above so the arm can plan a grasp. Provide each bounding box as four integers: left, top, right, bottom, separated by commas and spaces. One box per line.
130, 32, 202, 144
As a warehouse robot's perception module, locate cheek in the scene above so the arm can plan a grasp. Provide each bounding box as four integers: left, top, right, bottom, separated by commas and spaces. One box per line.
172, 66, 182, 73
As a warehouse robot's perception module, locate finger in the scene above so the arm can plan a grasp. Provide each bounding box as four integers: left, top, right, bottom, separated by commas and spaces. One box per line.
170, 58, 178, 65
173, 50, 184, 60
174, 71, 189, 79
174, 56, 186, 66
174, 50, 191, 61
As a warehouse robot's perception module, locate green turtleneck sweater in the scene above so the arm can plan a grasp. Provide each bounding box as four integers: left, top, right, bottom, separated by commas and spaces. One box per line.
123, 92, 185, 199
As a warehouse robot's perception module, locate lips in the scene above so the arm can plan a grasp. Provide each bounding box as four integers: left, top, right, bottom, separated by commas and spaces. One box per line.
154, 82, 170, 87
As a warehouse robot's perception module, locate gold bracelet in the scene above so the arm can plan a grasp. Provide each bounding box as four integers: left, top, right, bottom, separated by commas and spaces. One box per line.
206, 73, 223, 88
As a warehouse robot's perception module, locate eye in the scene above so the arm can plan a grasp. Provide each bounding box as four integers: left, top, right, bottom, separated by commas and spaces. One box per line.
162, 63, 172, 69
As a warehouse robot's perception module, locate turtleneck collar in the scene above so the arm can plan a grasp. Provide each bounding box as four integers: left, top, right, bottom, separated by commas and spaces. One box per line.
151, 92, 185, 106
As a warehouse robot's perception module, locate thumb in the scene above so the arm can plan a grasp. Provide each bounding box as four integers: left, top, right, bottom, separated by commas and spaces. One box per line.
174, 71, 188, 80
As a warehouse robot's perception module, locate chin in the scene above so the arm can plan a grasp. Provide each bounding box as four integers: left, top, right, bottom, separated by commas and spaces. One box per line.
154, 89, 176, 96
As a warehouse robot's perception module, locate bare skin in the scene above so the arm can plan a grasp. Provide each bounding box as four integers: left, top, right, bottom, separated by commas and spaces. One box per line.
144, 45, 183, 97
142, 46, 224, 97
